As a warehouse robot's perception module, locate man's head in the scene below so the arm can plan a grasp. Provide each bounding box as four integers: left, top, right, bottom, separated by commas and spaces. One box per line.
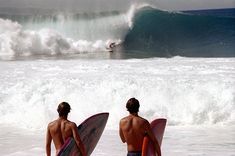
126, 98, 140, 113
57, 102, 71, 117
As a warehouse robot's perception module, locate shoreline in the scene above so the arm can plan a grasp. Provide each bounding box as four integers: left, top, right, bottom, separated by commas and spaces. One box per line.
1, 125, 234, 156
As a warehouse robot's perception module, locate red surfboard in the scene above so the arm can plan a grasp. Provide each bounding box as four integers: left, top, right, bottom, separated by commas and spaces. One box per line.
58, 113, 109, 156
142, 118, 167, 156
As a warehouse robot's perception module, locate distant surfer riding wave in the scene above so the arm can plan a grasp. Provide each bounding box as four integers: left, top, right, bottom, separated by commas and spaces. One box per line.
105, 40, 122, 52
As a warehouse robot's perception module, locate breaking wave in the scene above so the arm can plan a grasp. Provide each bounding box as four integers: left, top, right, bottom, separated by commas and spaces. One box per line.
0, 5, 235, 60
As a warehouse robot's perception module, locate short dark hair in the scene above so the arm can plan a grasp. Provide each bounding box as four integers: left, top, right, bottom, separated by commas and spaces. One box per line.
57, 102, 71, 117
126, 98, 140, 113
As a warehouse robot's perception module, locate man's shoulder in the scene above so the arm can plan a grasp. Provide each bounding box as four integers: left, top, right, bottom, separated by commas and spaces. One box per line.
120, 116, 130, 123
121, 115, 132, 120
138, 116, 148, 122
48, 119, 57, 126
48, 119, 76, 126
137, 116, 150, 125
66, 120, 77, 127
120, 115, 148, 124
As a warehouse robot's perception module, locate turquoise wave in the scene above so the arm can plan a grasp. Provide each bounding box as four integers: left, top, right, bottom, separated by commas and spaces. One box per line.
123, 7, 235, 57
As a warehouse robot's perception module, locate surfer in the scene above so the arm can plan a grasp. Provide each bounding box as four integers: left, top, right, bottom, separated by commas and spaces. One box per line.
106, 41, 116, 52
109, 42, 116, 49
119, 98, 161, 156
46, 102, 87, 156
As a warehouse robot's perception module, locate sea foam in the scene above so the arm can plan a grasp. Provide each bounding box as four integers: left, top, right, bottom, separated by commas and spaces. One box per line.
0, 18, 124, 60
0, 58, 234, 130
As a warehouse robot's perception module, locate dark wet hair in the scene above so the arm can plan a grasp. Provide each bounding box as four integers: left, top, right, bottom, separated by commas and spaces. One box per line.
57, 102, 71, 117
126, 98, 140, 113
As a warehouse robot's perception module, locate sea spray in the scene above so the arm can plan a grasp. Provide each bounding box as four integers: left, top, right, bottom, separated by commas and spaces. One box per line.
0, 58, 234, 130
0, 18, 123, 60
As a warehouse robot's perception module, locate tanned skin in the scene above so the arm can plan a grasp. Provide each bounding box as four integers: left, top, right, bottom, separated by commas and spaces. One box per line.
119, 113, 161, 156
46, 116, 87, 156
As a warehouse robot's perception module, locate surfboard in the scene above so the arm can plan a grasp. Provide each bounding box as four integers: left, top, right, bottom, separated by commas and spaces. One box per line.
142, 118, 167, 156
58, 113, 109, 156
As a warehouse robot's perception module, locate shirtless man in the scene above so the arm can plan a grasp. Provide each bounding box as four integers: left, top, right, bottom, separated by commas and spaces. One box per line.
46, 102, 87, 156
119, 98, 161, 156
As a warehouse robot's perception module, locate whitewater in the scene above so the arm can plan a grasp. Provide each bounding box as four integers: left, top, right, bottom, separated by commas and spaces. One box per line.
0, 4, 135, 60
0, 57, 235, 155
0, 2, 235, 156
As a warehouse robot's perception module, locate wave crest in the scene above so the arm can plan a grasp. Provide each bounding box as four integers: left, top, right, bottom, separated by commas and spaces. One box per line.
0, 18, 123, 60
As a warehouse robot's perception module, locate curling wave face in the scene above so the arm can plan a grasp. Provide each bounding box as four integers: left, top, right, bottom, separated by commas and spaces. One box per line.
123, 7, 235, 57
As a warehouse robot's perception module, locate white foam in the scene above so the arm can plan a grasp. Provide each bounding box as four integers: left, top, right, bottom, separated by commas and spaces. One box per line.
0, 57, 234, 130
0, 17, 124, 60
0, 4, 165, 60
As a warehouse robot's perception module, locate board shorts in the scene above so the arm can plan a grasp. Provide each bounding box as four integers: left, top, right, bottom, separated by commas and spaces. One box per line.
127, 151, 142, 156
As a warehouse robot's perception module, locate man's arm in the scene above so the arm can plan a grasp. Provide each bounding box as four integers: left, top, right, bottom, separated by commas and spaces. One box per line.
71, 123, 87, 156
46, 125, 52, 156
145, 121, 161, 156
119, 120, 126, 143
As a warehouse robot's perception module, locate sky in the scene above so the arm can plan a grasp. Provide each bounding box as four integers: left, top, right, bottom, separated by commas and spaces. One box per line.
152, 0, 235, 10
0, 0, 234, 11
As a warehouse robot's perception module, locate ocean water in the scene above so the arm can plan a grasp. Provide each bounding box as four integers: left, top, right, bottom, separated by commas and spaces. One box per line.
0, 2, 235, 156
1, 5, 235, 60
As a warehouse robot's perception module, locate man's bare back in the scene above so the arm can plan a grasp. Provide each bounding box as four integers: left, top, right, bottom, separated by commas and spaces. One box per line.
119, 98, 161, 156
119, 114, 149, 151
47, 118, 77, 154
46, 102, 86, 156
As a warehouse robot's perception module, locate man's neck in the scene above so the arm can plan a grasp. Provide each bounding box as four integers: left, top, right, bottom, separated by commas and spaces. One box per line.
59, 116, 68, 120
130, 113, 138, 117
